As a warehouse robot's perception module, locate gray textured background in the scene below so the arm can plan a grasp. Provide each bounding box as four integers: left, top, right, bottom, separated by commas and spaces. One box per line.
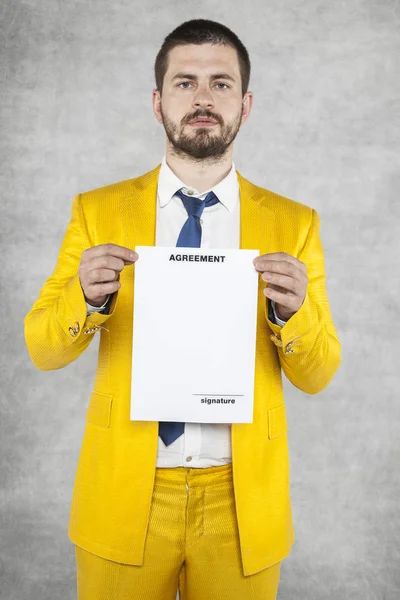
1, 0, 399, 598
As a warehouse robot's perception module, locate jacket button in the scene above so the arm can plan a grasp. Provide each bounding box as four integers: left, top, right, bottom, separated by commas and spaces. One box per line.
270, 334, 283, 347
69, 321, 80, 337
83, 327, 98, 334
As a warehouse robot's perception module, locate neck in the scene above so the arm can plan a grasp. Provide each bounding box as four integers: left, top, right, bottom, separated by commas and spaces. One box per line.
165, 148, 233, 194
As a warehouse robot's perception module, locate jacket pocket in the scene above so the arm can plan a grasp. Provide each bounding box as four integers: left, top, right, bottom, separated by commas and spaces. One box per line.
85, 390, 113, 428
268, 403, 288, 439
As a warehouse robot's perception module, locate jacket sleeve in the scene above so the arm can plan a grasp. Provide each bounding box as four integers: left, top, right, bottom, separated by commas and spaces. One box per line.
24, 194, 118, 371
265, 208, 341, 394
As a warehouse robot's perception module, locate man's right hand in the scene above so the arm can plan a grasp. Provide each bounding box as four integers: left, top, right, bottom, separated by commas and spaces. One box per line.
79, 244, 139, 307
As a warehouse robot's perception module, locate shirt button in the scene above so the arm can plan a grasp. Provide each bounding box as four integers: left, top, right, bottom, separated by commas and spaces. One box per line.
187, 190, 194, 195
186, 456, 192, 462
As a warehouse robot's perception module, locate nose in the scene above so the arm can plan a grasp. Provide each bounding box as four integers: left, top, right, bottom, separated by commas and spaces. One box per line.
192, 102, 214, 116
192, 89, 215, 110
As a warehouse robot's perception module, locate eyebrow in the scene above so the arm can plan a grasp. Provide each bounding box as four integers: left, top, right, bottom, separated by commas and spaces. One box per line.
171, 72, 236, 83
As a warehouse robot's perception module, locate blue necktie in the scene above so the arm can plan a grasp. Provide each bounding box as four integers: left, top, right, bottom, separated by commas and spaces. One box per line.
158, 188, 220, 446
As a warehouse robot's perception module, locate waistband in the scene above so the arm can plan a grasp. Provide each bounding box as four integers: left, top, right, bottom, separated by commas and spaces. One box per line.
154, 462, 232, 487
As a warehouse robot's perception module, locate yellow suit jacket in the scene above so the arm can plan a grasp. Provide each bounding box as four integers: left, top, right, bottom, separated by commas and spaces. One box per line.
24, 163, 341, 575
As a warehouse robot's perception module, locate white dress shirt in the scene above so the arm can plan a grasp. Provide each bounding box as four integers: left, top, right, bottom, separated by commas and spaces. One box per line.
85, 156, 287, 468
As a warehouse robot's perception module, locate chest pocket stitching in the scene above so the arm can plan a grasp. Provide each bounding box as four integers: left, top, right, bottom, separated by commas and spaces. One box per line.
268, 403, 288, 439
85, 390, 113, 428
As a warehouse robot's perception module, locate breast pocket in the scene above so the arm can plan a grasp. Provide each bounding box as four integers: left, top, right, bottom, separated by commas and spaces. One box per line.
85, 390, 113, 428
268, 403, 288, 439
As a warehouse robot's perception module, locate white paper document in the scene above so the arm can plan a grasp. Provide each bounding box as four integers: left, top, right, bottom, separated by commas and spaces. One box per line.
130, 246, 260, 424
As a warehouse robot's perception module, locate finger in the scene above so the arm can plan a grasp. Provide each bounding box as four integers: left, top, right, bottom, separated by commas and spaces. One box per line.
253, 253, 306, 273
261, 271, 300, 295
263, 285, 298, 309
82, 244, 138, 265
86, 280, 121, 296
253, 252, 295, 265
87, 268, 119, 285
86, 255, 127, 274
254, 260, 300, 279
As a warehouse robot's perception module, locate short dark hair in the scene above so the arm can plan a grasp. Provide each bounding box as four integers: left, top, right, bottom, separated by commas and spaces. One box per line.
154, 19, 251, 98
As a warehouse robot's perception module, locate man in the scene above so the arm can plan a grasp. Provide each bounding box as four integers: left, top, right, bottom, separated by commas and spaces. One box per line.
24, 18, 341, 600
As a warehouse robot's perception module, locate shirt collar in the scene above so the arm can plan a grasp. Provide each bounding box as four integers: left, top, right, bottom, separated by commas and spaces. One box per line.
157, 154, 239, 212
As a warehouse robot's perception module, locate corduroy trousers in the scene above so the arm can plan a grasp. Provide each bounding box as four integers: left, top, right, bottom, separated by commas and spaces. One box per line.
75, 463, 281, 599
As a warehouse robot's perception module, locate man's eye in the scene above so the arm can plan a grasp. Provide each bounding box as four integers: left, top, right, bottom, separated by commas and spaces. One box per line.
178, 82, 229, 89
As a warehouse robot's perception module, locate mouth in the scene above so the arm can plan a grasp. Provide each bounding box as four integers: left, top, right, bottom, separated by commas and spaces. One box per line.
189, 119, 218, 127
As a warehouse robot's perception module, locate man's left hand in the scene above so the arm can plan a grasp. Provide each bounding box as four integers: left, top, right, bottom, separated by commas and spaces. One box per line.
253, 252, 308, 321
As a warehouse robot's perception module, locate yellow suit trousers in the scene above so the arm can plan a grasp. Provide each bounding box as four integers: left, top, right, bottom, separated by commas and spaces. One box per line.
75, 463, 281, 599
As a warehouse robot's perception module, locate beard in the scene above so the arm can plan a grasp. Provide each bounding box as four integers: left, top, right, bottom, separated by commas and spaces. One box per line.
160, 106, 244, 162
